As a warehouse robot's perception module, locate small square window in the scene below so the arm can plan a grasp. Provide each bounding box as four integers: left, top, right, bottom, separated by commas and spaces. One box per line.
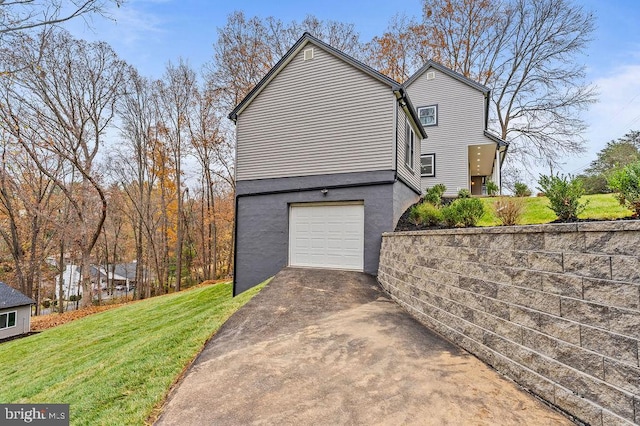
418, 105, 437, 127
421, 154, 435, 177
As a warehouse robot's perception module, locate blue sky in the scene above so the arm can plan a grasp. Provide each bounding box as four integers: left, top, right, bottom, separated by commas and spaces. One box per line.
66, 0, 640, 176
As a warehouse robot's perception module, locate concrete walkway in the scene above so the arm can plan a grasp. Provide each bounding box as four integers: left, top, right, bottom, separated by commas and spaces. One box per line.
156, 268, 572, 425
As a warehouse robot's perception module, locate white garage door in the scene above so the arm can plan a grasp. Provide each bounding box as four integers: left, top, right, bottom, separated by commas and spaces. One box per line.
289, 203, 364, 270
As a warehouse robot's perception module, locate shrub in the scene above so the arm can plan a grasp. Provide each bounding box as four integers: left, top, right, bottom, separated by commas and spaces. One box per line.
457, 188, 471, 198
409, 202, 443, 226
441, 204, 461, 227
537, 174, 587, 221
514, 182, 532, 197
486, 181, 499, 196
424, 184, 447, 206
493, 197, 524, 226
607, 161, 640, 216
441, 198, 485, 227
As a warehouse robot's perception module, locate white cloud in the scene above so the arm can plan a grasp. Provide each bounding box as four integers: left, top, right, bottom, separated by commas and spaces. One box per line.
562, 62, 640, 174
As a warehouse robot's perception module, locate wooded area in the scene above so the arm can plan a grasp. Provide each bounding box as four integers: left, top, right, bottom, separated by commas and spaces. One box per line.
0, 0, 597, 312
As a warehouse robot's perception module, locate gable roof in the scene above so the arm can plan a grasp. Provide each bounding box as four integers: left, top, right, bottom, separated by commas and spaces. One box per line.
228, 32, 427, 139
0, 282, 35, 309
403, 60, 490, 94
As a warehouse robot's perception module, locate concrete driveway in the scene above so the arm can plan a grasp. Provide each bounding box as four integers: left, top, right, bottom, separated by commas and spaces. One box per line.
156, 268, 571, 425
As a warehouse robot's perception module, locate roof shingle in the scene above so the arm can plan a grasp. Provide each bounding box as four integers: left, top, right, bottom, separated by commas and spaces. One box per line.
0, 282, 36, 309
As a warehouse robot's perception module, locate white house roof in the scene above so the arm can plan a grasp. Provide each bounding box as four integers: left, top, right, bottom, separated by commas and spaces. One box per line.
0, 282, 35, 309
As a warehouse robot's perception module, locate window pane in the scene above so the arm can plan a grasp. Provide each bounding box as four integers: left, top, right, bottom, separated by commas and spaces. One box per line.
419, 106, 436, 126
405, 124, 411, 165
8, 312, 16, 327
0, 313, 6, 329
421, 155, 434, 176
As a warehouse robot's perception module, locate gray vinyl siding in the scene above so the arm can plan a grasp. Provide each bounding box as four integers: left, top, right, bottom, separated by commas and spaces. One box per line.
405, 68, 488, 196
395, 106, 421, 191
0, 305, 30, 339
236, 44, 395, 181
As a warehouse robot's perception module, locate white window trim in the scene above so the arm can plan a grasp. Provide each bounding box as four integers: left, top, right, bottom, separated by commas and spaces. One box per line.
405, 120, 415, 171
421, 153, 435, 177
0, 310, 17, 329
418, 105, 438, 127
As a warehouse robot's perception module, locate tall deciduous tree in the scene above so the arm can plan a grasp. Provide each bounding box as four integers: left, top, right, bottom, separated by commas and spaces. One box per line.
209, 12, 362, 111
364, 14, 427, 82
1, 29, 126, 307
368, 0, 597, 172
155, 60, 196, 292
0, 0, 121, 37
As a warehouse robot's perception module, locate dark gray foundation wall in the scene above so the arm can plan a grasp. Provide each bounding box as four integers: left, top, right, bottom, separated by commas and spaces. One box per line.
234, 171, 419, 295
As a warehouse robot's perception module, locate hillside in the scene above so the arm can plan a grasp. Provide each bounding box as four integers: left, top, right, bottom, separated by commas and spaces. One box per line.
0, 281, 264, 425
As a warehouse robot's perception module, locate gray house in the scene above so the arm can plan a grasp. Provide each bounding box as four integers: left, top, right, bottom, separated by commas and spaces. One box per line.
403, 61, 508, 196
229, 33, 506, 294
0, 282, 35, 340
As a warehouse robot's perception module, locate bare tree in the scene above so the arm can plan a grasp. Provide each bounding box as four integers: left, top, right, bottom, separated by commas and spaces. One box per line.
155, 60, 197, 292
0, 0, 121, 36
367, 0, 597, 172
187, 86, 223, 280
489, 0, 597, 169
364, 14, 426, 82
209, 12, 362, 111
113, 67, 166, 298
1, 29, 127, 307
0, 132, 61, 302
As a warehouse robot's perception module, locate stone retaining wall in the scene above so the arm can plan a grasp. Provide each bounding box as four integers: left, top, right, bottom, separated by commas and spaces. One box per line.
378, 221, 640, 425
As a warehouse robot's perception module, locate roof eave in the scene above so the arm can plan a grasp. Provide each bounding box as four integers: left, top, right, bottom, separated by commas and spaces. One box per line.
394, 87, 428, 139
404, 60, 490, 94
228, 32, 400, 122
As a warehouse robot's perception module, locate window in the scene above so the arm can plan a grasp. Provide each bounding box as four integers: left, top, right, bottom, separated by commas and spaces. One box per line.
418, 105, 437, 127
0, 311, 16, 329
421, 154, 435, 177
405, 120, 415, 170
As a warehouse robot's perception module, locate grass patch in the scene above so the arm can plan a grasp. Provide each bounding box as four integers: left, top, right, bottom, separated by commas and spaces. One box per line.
478, 193, 633, 226
0, 281, 265, 425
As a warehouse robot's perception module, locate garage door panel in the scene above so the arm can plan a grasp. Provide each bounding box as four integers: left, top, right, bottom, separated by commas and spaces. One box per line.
289, 204, 364, 270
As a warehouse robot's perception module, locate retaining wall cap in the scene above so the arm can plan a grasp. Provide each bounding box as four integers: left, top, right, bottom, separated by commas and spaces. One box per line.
385, 220, 640, 237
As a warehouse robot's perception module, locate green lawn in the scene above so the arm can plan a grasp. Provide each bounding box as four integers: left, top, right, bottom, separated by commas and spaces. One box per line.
0, 281, 265, 425
477, 193, 634, 226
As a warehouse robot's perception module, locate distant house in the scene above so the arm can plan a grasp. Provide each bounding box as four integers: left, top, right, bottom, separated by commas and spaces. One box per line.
56, 262, 141, 298
0, 282, 35, 340
56, 264, 82, 299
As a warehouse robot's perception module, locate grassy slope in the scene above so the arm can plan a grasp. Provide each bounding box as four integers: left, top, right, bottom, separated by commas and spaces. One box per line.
477, 193, 633, 227
0, 281, 264, 425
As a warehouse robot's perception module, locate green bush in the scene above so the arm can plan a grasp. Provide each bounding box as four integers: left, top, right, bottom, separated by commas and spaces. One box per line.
409, 202, 443, 226
514, 182, 532, 197
486, 181, 499, 196
537, 174, 587, 221
441, 204, 461, 227
424, 184, 447, 206
457, 188, 471, 198
441, 198, 485, 227
607, 161, 640, 216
